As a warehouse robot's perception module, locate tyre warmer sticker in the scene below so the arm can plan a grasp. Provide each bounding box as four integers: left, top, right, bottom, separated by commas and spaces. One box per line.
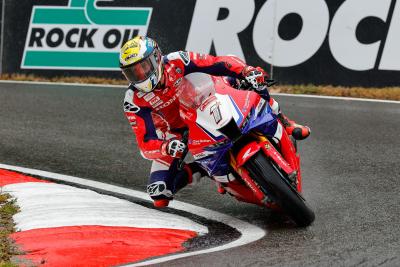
0, 169, 207, 266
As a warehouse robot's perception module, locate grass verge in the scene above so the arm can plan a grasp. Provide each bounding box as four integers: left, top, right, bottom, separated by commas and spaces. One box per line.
1, 73, 400, 101
0, 192, 19, 267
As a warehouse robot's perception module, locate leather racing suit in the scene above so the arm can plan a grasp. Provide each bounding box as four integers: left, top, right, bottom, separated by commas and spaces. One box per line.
123, 51, 281, 205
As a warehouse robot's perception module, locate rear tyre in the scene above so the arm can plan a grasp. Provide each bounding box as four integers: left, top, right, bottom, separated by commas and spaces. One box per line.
246, 152, 315, 227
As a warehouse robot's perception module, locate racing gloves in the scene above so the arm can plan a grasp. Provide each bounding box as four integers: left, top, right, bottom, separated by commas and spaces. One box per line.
162, 139, 187, 158
242, 66, 268, 90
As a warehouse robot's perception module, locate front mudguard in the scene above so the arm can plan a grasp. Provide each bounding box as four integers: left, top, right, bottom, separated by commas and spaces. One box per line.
236, 139, 295, 178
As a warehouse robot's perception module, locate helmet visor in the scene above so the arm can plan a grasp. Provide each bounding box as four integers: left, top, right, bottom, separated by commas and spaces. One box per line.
122, 49, 161, 83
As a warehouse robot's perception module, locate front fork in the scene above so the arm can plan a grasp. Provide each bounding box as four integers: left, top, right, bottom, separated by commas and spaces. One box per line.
228, 131, 302, 206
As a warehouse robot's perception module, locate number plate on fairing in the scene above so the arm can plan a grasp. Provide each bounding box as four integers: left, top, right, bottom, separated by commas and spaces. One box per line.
195, 93, 241, 139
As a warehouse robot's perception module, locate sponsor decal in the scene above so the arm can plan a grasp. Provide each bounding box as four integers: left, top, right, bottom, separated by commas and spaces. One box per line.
136, 91, 146, 98
144, 92, 155, 102
255, 98, 266, 116
124, 90, 141, 113
193, 151, 207, 160
149, 96, 161, 105
243, 91, 251, 113
191, 139, 212, 145
174, 77, 183, 87
155, 86, 184, 111
186, 0, 400, 71
147, 181, 173, 198
178, 51, 190, 66
152, 100, 163, 108
242, 147, 255, 161
199, 95, 217, 111
21, 0, 152, 70
124, 101, 140, 113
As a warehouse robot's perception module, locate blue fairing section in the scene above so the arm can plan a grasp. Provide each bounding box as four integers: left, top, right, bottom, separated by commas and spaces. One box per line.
256, 119, 278, 137
197, 124, 225, 141
197, 143, 232, 176
228, 95, 244, 125
136, 107, 159, 142
196, 100, 277, 176
242, 104, 276, 135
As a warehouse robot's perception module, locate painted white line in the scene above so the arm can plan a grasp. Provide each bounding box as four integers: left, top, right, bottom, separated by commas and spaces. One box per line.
272, 93, 400, 104
0, 79, 125, 88
0, 163, 266, 266
1, 79, 399, 104
3, 182, 207, 234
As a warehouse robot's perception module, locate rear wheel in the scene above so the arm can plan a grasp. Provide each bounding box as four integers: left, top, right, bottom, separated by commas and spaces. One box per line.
246, 152, 315, 227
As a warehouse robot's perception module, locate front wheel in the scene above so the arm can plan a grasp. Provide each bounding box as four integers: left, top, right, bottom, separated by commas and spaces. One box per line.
246, 152, 315, 227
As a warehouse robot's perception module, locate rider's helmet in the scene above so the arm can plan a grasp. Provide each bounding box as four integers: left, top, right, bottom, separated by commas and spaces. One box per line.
119, 36, 163, 93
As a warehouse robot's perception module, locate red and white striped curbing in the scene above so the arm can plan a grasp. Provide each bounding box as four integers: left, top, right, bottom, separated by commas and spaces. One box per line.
0, 163, 266, 266
1, 169, 207, 266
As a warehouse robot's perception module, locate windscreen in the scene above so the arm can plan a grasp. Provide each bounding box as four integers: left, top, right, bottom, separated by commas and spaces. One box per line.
178, 73, 216, 109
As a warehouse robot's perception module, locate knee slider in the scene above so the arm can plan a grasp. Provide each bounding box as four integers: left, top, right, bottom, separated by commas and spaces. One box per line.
146, 181, 173, 200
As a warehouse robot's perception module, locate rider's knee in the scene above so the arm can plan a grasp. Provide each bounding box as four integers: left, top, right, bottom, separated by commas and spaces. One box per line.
147, 181, 173, 208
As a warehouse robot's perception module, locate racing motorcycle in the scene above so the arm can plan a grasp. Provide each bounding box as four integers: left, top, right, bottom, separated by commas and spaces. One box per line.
177, 73, 315, 227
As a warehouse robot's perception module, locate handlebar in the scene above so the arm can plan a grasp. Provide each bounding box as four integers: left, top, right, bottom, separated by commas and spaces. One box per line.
177, 130, 189, 171
238, 78, 277, 91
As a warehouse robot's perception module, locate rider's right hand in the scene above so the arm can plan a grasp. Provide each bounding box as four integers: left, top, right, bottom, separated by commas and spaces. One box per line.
162, 139, 187, 158
242, 66, 269, 90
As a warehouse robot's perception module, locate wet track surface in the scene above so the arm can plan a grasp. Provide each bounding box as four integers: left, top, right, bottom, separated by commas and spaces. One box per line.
1, 82, 399, 266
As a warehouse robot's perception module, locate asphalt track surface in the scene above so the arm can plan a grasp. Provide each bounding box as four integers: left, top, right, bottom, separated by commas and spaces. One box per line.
1, 82, 399, 266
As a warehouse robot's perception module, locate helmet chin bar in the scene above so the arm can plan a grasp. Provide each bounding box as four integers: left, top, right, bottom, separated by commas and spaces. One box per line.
134, 69, 162, 93
134, 77, 155, 93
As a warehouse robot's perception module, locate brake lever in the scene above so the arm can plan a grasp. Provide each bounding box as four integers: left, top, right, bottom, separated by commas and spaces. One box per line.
266, 79, 277, 87
238, 77, 276, 90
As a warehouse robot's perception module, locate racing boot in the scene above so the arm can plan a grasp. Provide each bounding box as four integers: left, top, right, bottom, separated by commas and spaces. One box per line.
151, 163, 209, 208
278, 113, 311, 140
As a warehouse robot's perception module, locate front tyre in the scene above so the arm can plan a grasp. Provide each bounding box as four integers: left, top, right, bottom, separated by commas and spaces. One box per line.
246, 152, 315, 227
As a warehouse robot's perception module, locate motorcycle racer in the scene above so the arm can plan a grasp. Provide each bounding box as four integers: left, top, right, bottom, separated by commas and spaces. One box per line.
121, 36, 310, 207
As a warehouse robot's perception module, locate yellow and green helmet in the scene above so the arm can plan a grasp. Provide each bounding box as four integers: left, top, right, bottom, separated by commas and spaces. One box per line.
120, 36, 163, 93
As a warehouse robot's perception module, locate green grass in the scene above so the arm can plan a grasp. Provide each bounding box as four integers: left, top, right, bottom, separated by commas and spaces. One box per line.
0, 193, 20, 267
0, 263, 19, 267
